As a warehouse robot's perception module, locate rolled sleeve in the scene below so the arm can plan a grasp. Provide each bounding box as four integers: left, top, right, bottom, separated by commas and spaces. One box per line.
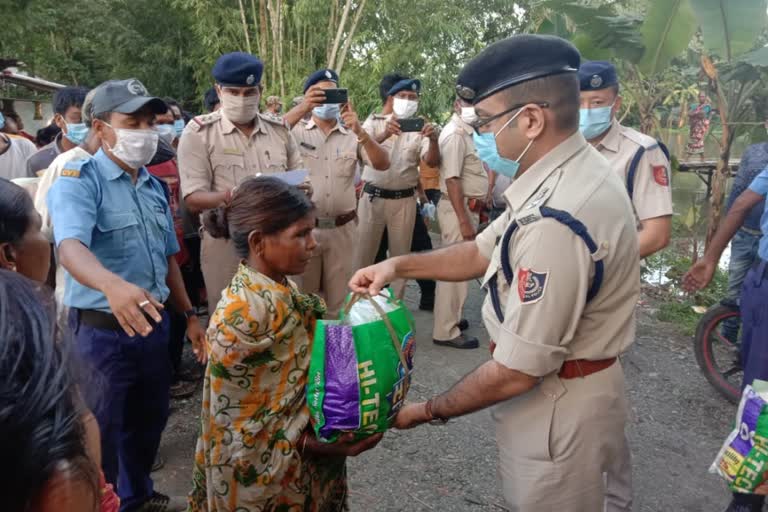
177, 128, 213, 198
475, 212, 510, 260
47, 171, 98, 248
631, 147, 673, 220
492, 220, 590, 377
748, 167, 768, 196
439, 132, 466, 181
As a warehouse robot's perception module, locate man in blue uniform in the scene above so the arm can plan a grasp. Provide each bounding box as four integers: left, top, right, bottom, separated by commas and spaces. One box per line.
684, 167, 768, 512
47, 79, 205, 512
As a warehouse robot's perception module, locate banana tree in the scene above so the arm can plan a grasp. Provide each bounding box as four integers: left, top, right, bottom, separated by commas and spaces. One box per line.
689, 0, 768, 247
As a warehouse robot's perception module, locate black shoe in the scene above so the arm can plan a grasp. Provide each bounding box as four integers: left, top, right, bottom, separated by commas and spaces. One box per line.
151, 454, 165, 472
724, 496, 765, 512
169, 380, 197, 399
433, 334, 479, 349
457, 319, 469, 331
137, 491, 187, 512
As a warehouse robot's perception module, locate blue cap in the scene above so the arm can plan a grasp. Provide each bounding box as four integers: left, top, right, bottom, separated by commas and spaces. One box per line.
456, 35, 580, 103
387, 78, 421, 97
578, 61, 618, 91
90, 79, 166, 117
212, 52, 264, 87
304, 69, 339, 93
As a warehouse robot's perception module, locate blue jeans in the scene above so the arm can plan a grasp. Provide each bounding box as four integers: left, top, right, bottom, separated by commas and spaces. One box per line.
721, 229, 761, 341
70, 310, 172, 512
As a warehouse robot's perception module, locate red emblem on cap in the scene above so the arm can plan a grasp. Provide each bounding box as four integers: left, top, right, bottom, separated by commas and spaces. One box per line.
653, 166, 669, 186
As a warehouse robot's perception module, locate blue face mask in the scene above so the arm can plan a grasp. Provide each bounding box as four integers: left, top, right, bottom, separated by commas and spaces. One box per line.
64, 122, 89, 145
313, 104, 340, 120
156, 124, 176, 145
579, 104, 614, 140
0, 112, 5, 130
173, 118, 185, 137
472, 108, 534, 179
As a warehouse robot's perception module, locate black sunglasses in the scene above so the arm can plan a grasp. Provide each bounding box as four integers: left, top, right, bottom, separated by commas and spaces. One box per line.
470, 101, 550, 132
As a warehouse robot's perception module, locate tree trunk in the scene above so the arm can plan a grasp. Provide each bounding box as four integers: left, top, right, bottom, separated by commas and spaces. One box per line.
327, 0, 339, 64
337, 0, 367, 74
328, 0, 353, 69
251, 0, 261, 56
237, 0, 252, 54
259, 0, 268, 60
277, 0, 285, 97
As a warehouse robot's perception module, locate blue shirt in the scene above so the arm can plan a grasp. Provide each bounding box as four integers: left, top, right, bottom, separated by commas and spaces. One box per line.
726, 142, 768, 232
47, 149, 180, 312
747, 166, 768, 261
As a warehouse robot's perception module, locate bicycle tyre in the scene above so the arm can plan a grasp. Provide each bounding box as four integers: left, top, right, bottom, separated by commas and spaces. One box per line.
693, 302, 741, 404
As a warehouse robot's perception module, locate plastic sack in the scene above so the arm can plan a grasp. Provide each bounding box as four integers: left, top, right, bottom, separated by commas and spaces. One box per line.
307, 291, 415, 442
421, 202, 436, 221
710, 382, 768, 492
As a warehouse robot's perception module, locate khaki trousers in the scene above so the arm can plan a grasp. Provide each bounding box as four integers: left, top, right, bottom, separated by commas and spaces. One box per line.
300, 221, 357, 318
433, 199, 478, 340
200, 232, 240, 314
355, 195, 417, 299
493, 361, 632, 511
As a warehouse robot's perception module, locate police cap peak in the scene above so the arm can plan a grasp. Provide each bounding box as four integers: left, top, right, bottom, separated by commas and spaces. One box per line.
304, 68, 339, 93
213, 52, 264, 87
456, 35, 580, 104
578, 61, 618, 91
90, 79, 166, 117
387, 78, 421, 97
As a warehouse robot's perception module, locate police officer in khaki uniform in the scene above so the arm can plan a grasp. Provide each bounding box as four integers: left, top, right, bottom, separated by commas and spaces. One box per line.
178, 52, 303, 308
289, 69, 390, 317
432, 97, 488, 349
355, 76, 440, 299
579, 61, 673, 258
350, 35, 639, 511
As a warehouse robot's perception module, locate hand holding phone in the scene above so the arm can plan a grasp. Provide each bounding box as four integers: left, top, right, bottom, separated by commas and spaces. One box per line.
398, 117, 425, 133
322, 88, 349, 104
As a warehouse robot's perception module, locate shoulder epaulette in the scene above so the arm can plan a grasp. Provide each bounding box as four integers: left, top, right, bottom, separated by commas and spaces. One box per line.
189, 111, 222, 132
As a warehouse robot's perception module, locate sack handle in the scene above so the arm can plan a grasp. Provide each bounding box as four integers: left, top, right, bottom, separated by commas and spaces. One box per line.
343, 292, 411, 386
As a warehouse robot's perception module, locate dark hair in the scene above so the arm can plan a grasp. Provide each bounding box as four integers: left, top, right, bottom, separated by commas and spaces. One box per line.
204, 87, 220, 112
203, 177, 314, 258
0, 178, 36, 245
35, 124, 62, 147
53, 86, 89, 116
379, 73, 408, 103
502, 72, 581, 132
0, 270, 99, 511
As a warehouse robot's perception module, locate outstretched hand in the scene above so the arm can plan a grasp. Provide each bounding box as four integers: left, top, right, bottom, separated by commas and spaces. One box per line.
682, 258, 717, 293
303, 432, 383, 458
348, 260, 398, 296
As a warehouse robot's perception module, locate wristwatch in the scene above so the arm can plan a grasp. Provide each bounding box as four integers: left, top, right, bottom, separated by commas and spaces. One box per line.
183, 308, 198, 320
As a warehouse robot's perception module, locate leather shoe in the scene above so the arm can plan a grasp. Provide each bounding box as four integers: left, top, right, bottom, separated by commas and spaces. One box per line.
457, 319, 469, 331
433, 334, 479, 349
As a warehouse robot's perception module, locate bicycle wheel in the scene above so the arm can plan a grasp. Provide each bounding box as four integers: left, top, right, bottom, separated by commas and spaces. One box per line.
693, 302, 742, 404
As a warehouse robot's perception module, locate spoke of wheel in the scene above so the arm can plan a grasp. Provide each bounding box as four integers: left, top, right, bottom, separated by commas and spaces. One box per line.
722, 366, 742, 379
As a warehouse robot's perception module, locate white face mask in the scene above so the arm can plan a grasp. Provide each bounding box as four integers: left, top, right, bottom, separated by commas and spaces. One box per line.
156, 124, 175, 146
393, 97, 419, 118
103, 123, 159, 170
220, 92, 261, 124
460, 106, 478, 125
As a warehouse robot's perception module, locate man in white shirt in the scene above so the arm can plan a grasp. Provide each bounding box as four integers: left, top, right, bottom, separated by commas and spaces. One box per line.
0, 113, 37, 180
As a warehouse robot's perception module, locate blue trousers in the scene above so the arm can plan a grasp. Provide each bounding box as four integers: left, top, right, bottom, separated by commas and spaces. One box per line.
722, 229, 761, 341
731, 260, 768, 509
70, 310, 172, 512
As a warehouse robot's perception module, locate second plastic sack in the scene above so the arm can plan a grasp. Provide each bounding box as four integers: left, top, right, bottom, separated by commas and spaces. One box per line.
711, 381, 768, 492
307, 291, 415, 442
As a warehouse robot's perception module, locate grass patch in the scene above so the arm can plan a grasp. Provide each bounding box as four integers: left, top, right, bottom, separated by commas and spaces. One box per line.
656, 300, 700, 336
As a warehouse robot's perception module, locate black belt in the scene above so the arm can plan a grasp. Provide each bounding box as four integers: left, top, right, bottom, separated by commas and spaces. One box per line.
74, 305, 168, 332
363, 183, 415, 200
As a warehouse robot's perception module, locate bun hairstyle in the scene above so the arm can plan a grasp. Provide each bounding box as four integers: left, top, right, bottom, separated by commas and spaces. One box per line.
203, 176, 315, 258
0, 270, 98, 510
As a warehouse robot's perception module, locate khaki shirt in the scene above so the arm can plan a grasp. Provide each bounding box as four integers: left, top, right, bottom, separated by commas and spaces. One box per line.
177, 111, 303, 197
475, 132, 640, 377
595, 120, 673, 221
291, 118, 371, 218
438, 114, 488, 198
361, 113, 429, 189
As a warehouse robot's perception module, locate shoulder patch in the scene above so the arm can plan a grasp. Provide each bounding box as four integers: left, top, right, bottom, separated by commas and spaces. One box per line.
258, 112, 289, 129
60, 158, 89, 178
61, 168, 80, 178
517, 268, 549, 304
653, 165, 669, 186
621, 126, 657, 149
189, 111, 221, 132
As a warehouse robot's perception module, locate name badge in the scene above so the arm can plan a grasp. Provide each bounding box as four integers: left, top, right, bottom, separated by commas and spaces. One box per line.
300, 142, 317, 151
222, 147, 242, 156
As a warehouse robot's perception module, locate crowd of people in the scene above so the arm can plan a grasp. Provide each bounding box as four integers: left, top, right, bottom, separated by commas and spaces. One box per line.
1, 32, 768, 512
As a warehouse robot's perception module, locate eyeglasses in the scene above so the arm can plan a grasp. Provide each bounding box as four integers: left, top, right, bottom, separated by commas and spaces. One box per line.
470, 101, 550, 132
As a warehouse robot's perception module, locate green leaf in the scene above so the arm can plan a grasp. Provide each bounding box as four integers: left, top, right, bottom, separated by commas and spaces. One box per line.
209, 361, 232, 380
242, 350, 276, 367
690, 0, 768, 61
738, 45, 768, 67
638, 0, 698, 75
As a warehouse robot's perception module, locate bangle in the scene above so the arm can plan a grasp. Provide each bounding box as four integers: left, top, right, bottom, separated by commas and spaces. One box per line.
298, 431, 309, 455
357, 134, 370, 144
224, 188, 233, 204
424, 400, 435, 421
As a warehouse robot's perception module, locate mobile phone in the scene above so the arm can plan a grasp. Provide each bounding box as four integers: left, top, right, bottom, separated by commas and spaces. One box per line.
398, 117, 425, 133
322, 88, 348, 104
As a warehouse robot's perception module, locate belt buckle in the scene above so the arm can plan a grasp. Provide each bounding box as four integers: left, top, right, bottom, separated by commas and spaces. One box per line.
317, 217, 336, 229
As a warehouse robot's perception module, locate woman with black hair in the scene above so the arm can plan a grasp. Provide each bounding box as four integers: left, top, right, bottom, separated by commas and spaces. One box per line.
0, 269, 103, 511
